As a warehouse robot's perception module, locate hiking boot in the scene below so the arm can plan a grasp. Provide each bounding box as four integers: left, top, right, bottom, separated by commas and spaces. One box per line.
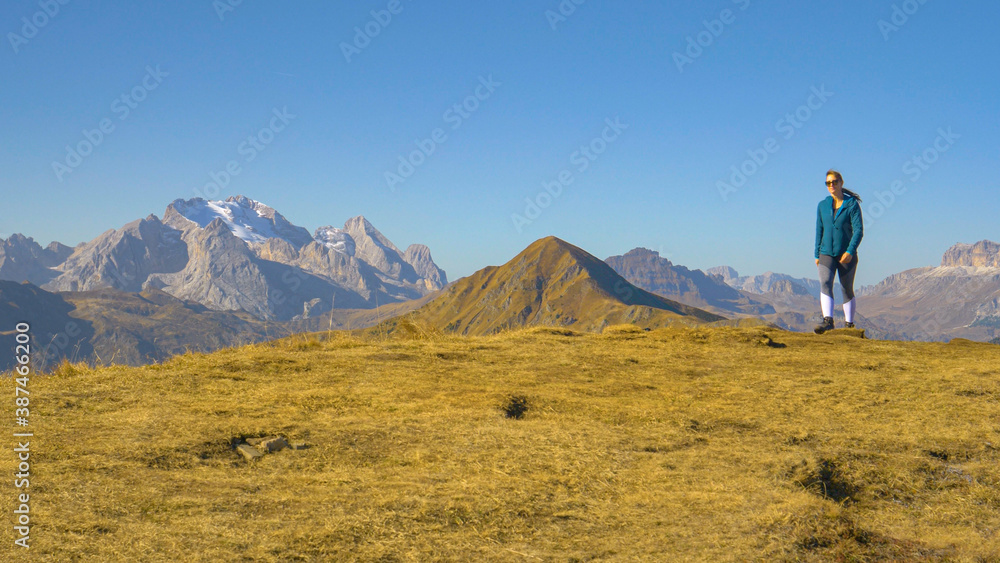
845, 322, 855, 329
813, 316, 834, 334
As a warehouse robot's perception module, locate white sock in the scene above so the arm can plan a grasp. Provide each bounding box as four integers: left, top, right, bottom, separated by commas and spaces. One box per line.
821, 294, 834, 318
843, 298, 856, 324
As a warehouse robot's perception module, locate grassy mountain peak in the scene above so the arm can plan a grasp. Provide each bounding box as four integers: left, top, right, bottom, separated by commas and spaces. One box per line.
395, 236, 724, 335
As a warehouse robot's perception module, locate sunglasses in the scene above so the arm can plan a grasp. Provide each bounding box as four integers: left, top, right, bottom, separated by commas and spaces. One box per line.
825, 180, 840, 186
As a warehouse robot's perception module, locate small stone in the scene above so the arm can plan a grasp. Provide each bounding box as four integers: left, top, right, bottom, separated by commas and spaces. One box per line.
258, 436, 289, 453
246, 437, 266, 446
237, 444, 263, 461
291, 442, 309, 450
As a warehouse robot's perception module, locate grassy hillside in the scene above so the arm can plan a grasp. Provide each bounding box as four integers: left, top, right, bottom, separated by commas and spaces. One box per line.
407, 237, 724, 335
62, 288, 275, 367
0, 281, 435, 371
0, 281, 95, 371
2, 326, 999, 561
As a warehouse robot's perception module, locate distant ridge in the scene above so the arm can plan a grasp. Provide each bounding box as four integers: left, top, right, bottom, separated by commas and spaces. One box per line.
0, 280, 433, 370
706, 265, 822, 299
0, 280, 269, 371
394, 237, 725, 335
605, 248, 774, 317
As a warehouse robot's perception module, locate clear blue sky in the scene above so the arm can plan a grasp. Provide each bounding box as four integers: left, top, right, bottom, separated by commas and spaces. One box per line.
2, 0, 998, 286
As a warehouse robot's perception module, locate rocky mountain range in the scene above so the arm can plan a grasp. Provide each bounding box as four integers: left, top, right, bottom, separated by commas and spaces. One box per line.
2, 197, 997, 371
857, 240, 1000, 341
604, 249, 774, 317
704, 266, 830, 300
1, 196, 447, 321
603, 252, 841, 336
1, 237, 730, 369
701, 266, 831, 333
0, 234, 73, 286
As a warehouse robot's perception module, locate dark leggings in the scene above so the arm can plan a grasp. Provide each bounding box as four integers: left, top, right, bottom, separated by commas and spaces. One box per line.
818, 254, 857, 301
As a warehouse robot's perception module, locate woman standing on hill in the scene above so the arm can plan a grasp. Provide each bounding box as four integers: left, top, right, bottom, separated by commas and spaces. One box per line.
814, 169, 864, 334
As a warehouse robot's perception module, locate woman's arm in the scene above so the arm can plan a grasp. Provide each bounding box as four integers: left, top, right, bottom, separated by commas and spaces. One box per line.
815, 203, 823, 260
846, 202, 864, 255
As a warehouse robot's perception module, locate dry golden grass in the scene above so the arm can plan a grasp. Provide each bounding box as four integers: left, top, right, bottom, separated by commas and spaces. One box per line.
2, 326, 999, 561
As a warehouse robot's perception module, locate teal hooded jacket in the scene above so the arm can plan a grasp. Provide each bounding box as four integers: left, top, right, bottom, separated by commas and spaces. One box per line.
815, 195, 863, 258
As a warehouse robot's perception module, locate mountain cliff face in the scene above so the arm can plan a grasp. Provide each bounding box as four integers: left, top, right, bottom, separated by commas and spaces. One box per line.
859, 263, 1000, 341
855, 241, 1000, 341
402, 237, 725, 335
0, 234, 73, 286
46, 215, 188, 293
404, 244, 448, 291
605, 248, 774, 317
143, 218, 282, 319
940, 240, 1000, 268
342, 216, 420, 282
1, 196, 447, 321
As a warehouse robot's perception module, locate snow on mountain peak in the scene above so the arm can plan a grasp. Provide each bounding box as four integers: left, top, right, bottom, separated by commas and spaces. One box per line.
166, 197, 426, 263
169, 196, 313, 247
314, 226, 356, 256
224, 195, 280, 220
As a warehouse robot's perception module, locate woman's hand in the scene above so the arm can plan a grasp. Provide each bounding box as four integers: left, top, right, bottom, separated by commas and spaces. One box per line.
815, 258, 819, 266
839, 252, 853, 264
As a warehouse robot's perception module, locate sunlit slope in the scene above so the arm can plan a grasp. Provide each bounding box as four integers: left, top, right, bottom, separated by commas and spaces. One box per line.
3, 326, 998, 561
404, 236, 725, 335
